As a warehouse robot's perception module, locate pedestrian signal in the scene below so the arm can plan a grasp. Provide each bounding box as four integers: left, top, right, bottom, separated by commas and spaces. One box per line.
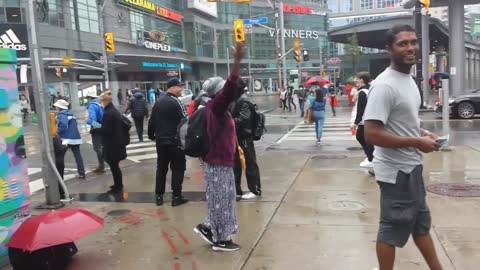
233, 20, 245, 42
303, 49, 309, 61
294, 50, 301, 62
104, 32, 115, 52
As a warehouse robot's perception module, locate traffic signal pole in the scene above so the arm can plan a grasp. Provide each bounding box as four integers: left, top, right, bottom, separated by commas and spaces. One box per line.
98, 2, 110, 89
27, 0, 66, 208
279, 1, 287, 89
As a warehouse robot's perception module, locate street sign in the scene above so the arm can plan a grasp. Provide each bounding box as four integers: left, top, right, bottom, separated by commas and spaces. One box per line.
61, 56, 72, 66
244, 17, 268, 25
245, 24, 252, 34
100, 56, 106, 65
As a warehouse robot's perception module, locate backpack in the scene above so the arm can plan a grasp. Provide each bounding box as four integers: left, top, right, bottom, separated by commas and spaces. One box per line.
242, 101, 266, 141
178, 107, 209, 157
120, 115, 132, 146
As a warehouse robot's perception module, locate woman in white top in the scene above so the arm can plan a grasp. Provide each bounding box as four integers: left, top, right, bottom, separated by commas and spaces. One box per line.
19, 95, 30, 120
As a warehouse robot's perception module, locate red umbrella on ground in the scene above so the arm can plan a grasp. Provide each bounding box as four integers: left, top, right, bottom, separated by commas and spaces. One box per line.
305, 76, 330, 87
7, 208, 104, 251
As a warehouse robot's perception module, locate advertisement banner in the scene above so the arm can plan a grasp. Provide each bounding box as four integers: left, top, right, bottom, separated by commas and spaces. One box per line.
188, 0, 217, 18
0, 24, 29, 58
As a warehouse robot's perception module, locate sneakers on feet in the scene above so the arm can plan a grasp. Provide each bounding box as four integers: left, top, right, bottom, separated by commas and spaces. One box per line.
193, 224, 214, 245
93, 167, 105, 173
212, 240, 241, 252
171, 196, 188, 207
241, 192, 258, 200
78, 174, 86, 179
360, 159, 373, 168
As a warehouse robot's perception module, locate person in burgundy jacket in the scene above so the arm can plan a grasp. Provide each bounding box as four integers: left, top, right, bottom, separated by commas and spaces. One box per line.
193, 42, 245, 252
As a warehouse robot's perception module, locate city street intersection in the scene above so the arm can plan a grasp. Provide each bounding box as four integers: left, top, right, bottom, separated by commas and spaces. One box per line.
20, 96, 480, 270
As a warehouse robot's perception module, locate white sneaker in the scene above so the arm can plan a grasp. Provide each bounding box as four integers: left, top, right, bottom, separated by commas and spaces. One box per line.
360, 159, 373, 168
241, 192, 257, 200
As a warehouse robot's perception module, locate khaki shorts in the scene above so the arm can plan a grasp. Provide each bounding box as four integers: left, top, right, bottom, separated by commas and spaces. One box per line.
377, 165, 431, 248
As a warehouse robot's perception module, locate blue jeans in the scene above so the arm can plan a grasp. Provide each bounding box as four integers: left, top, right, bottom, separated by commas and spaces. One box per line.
313, 110, 325, 142
299, 101, 305, 117
68, 144, 85, 176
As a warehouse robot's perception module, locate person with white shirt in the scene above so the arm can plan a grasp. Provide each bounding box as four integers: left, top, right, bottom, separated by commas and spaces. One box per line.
364, 25, 443, 270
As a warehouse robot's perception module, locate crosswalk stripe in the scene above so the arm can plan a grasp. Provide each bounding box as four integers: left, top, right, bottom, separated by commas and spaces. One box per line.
28, 168, 93, 194
276, 118, 356, 144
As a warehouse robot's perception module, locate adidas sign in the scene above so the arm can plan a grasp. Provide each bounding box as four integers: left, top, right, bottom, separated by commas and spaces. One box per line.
0, 29, 27, 51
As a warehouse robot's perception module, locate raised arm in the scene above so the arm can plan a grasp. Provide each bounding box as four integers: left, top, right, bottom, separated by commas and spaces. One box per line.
211, 42, 246, 116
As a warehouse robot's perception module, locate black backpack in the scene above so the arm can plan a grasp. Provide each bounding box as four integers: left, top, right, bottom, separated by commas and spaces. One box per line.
178, 107, 209, 157
242, 101, 266, 141
120, 115, 132, 146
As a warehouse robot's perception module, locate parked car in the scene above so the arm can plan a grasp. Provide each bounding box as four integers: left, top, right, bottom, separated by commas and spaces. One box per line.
178, 89, 193, 106
436, 89, 480, 119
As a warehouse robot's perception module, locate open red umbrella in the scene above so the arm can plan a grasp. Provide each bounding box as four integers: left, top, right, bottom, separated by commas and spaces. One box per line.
305, 76, 330, 87
7, 208, 104, 251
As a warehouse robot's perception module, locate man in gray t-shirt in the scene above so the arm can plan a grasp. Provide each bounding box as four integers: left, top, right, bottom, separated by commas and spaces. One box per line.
364, 25, 443, 270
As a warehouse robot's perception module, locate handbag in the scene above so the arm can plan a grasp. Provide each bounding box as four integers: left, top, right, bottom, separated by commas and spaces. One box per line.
237, 139, 246, 171
304, 107, 313, 124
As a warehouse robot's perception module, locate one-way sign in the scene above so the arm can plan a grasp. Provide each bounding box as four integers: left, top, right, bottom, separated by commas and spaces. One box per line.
244, 17, 268, 25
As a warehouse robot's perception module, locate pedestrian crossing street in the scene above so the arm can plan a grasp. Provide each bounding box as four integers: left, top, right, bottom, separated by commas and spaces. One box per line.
28, 167, 92, 194
277, 118, 356, 144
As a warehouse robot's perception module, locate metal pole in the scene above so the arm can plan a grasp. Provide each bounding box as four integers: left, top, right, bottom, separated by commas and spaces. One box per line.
319, 38, 323, 74
27, 0, 64, 207
98, 3, 110, 89
414, 0, 423, 108
273, 0, 282, 91
213, 27, 218, 76
298, 54, 302, 86
279, 1, 287, 89
226, 46, 231, 75
441, 78, 450, 148
421, 12, 430, 107
179, 66, 182, 81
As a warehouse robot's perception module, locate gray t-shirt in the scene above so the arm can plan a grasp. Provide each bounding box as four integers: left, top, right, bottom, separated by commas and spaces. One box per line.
364, 67, 422, 184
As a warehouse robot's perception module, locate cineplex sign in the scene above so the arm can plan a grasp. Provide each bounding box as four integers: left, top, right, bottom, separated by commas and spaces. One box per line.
118, 0, 182, 23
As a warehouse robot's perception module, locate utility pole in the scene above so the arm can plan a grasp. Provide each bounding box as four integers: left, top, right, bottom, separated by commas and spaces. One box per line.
213, 27, 218, 76
413, 0, 424, 108
273, 0, 282, 91
27, 0, 65, 208
279, 1, 287, 89
98, 1, 110, 89
421, 12, 430, 107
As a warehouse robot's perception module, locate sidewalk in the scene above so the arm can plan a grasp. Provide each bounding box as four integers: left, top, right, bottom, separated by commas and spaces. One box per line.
24, 143, 480, 269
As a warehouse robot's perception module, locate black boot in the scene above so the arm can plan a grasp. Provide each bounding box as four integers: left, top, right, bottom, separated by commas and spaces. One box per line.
171, 196, 188, 207
155, 195, 163, 206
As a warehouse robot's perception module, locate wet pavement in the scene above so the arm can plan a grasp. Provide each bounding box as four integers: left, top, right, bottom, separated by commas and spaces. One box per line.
14, 96, 480, 269
23, 141, 480, 270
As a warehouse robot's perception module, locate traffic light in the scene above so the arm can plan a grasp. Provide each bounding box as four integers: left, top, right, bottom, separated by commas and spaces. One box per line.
293, 39, 300, 50
233, 20, 245, 42
303, 49, 309, 61
419, 0, 430, 10
104, 32, 115, 52
294, 50, 301, 62
55, 68, 62, 78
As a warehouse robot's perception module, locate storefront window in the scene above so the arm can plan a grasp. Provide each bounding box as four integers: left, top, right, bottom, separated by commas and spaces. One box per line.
376, 0, 402, 9
71, 0, 99, 34
327, 0, 338, 13
340, 0, 352, 12
130, 10, 183, 49
361, 0, 374, 10
45, 0, 65, 27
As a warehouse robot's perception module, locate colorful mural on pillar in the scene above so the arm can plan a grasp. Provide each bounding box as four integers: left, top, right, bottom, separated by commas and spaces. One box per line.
0, 49, 31, 266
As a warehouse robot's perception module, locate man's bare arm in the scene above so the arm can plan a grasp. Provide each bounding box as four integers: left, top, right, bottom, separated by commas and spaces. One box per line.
365, 120, 440, 153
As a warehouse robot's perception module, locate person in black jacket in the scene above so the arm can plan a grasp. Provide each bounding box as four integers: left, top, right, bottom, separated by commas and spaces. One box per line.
148, 78, 188, 207
353, 71, 374, 169
231, 81, 261, 200
126, 90, 149, 142
99, 93, 127, 193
